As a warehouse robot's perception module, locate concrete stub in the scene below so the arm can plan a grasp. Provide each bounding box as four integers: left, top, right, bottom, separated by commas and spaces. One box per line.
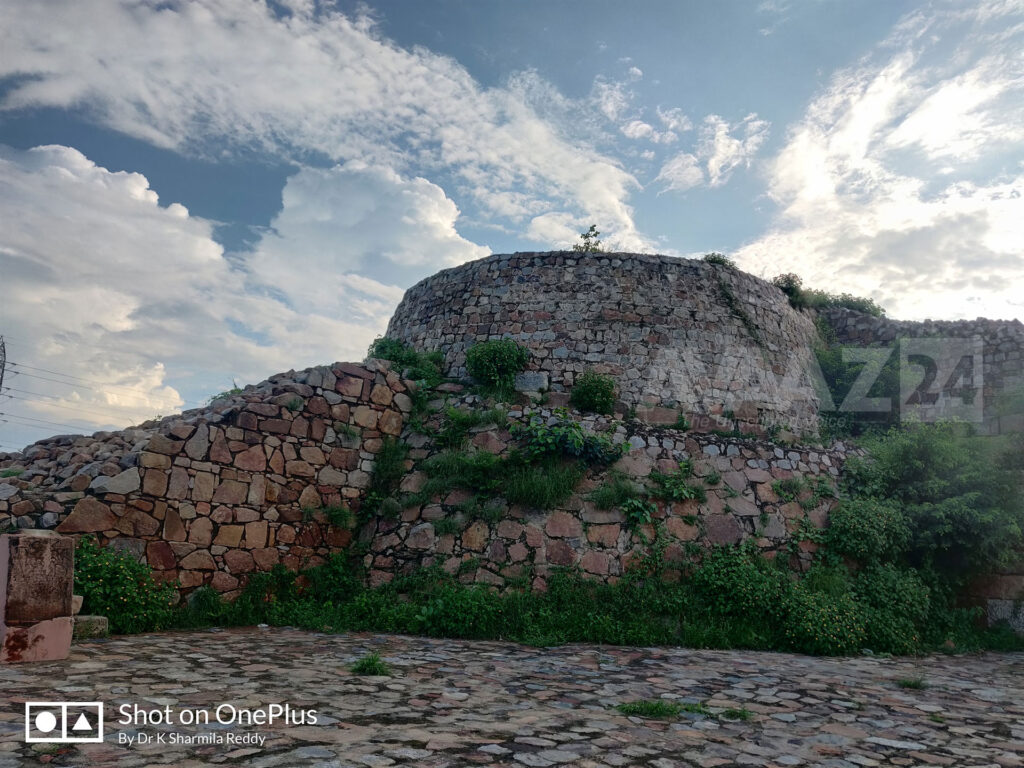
1, 531, 75, 662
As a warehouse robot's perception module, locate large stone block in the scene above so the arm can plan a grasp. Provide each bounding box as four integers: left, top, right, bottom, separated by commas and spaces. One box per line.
1, 532, 73, 624
0, 617, 73, 663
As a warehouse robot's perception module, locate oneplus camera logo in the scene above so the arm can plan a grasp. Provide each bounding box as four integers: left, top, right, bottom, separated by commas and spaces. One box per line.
25, 702, 104, 743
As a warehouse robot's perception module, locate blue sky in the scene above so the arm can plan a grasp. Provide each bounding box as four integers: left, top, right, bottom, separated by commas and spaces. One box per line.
0, 0, 1021, 451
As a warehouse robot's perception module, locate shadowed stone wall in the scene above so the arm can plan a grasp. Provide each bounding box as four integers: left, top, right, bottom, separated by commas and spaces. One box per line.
0, 361, 412, 598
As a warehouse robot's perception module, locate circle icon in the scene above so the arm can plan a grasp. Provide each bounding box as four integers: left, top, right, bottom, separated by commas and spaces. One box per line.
34, 711, 58, 734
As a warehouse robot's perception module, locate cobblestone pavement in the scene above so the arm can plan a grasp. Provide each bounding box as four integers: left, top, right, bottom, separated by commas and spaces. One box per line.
1, 628, 1022, 767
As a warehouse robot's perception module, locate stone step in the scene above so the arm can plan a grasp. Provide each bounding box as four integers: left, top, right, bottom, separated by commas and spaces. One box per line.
73, 615, 109, 640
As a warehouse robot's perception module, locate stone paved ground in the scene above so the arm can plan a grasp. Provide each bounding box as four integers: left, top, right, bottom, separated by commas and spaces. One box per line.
1, 628, 1022, 767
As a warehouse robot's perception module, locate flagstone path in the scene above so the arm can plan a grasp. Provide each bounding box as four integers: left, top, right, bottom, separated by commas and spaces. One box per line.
1, 627, 1022, 767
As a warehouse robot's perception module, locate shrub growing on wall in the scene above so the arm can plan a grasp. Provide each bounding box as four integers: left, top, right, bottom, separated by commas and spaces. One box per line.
465, 339, 530, 395
74, 536, 175, 634
366, 337, 444, 386
570, 370, 616, 414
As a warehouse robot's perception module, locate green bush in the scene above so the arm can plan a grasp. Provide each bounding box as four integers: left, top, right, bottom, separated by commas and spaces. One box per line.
825, 498, 909, 564
74, 536, 175, 634
783, 587, 866, 656
772, 273, 886, 317
512, 417, 623, 465
367, 337, 444, 386
650, 463, 707, 503
570, 370, 616, 414
362, 436, 409, 518
843, 423, 1024, 583
702, 252, 736, 268
852, 564, 930, 655
465, 339, 530, 395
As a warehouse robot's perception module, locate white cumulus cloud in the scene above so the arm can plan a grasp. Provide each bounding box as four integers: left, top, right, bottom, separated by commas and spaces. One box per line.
735, 2, 1024, 321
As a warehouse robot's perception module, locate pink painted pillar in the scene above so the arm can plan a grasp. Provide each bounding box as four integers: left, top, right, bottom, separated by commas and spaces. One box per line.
0, 531, 74, 663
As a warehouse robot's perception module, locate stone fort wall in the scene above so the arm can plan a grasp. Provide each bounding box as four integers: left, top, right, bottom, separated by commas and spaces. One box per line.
0, 361, 411, 598
386, 252, 824, 434
820, 308, 1024, 435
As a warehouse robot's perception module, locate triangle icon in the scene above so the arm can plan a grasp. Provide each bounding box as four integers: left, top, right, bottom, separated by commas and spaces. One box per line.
72, 713, 92, 731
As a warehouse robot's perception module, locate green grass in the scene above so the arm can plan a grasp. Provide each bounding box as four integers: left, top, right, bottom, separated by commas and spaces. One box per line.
0, 468, 22, 478
720, 707, 753, 721
587, 472, 644, 510
502, 461, 583, 509
350, 652, 391, 676
896, 677, 928, 690
323, 504, 355, 528
433, 517, 463, 536
437, 407, 507, 449
616, 700, 685, 718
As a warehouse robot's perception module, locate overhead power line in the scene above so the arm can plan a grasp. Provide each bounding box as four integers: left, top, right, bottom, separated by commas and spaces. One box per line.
1, 387, 160, 421
0, 411, 97, 433
5, 360, 206, 408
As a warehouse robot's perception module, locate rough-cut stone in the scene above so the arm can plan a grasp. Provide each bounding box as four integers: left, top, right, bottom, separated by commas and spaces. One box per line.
704, 514, 744, 545
212, 479, 248, 504
234, 444, 266, 472
146, 541, 176, 571
57, 497, 116, 533
461, 521, 489, 552
406, 523, 435, 550
90, 467, 141, 495
184, 424, 210, 461
180, 550, 216, 570
213, 525, 244, 548
187, 518, 214, 547
224, 549, 255, 573
546, 539, 576, 566
545, 511, 582, 538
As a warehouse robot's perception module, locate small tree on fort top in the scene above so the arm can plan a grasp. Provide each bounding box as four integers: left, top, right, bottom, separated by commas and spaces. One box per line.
572, 224, 604, 253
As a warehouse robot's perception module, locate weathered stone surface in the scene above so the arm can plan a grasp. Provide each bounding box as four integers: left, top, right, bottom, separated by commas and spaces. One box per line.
187, 518, 214, 547
212, 479, 248, 504
1, 533, 73, 624
180, 550, 216, 570
544, 511, 582, 538
224, 549, 255, 573
406, 523, 435, 550
146, 540, 177, 570
704, 514, 744, 545
586, 524, 620, 547
461, 521, 489, 552
234, 444, 266, 472
90, 467, 140, 495
546, 539, 576, 566
57, 497, 116, 533
665, 516, 699, 541
184, 424, 210, 461
146, 435, 184, 455
213, 525, 244, 547
0, 616, 72, 662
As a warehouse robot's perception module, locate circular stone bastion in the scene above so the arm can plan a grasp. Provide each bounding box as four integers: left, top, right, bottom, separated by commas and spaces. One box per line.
386, 251, 823, 433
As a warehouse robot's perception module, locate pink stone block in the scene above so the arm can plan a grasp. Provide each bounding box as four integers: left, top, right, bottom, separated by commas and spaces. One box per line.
0, 617, 73, 663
